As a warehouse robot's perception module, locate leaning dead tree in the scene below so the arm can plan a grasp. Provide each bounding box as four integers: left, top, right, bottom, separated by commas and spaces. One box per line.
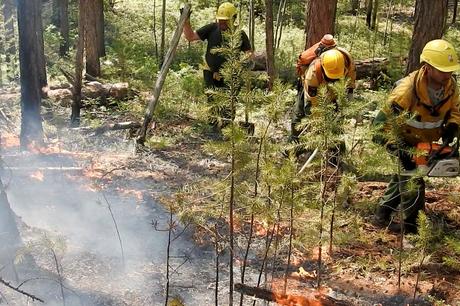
137, 4, 191, 145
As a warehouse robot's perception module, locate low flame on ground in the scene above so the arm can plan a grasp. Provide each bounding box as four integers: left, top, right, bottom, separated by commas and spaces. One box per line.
83, 167, 105, 180
271, 278, 334, 306
25, 140, 92, 158
116, 187, 144, 202
1, 132, 19, 148
30, 170, 44, 181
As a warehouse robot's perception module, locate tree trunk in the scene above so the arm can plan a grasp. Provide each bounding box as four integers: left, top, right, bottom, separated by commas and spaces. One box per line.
160, 0, 166, 67
85, 0, 101, 77
2, 0, 16, 81
35, 0, 47, 88
249, 0, 255, 50
350, 0, 359, 15
153, 0, 159, 62
305, 0, 337, 49
453, 0, 458, 24
95, 0, 105, 57
265, 0, 275, 90
371, 0, 379, 29
0, 176, 21, 268
58, 0, 70, 56
2, 0, 16, 56
366, 0, 373, 28
17, 0, 43, 148
71, 0, 85, 126
138, 4, 191, 145
406, 0, 448, 74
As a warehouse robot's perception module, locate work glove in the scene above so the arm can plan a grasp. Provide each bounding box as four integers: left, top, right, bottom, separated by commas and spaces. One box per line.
179, 7, 192, 19
442, 123, 458, 146
386, 143, 416, 171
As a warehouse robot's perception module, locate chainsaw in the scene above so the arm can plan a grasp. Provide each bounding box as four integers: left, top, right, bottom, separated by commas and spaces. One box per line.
412, 142, 460, 177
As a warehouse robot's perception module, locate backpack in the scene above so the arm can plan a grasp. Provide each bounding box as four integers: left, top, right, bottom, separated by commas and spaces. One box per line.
296, 35, 353, 84
296, 34, 336, 77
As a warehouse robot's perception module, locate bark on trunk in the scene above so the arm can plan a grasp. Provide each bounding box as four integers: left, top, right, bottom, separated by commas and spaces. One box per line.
59, 0, 70, 56
71, 0, 85, 126
305, 0, 337, 49
452, 0, 458, 23
0, 176, 21, 267
249, 0, 255, 50
371, 0, 379, 29
265, 0, 275, 90
406, 0, 448, 74
17, 0, 44, 148
2, 0, 16, 55
95, 0, 105, 57
160, 0, 166, 67
35, 0, 47, 88
85, 0, 101, 77
366, 0, 373, 28
350, 0, 359, 15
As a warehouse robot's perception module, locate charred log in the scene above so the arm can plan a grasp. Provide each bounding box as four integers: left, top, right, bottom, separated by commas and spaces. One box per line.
234, 283, 352, 306
70, 121, 141, 136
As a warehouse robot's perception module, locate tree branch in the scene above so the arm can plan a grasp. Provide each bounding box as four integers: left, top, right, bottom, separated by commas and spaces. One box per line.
0, 276, 44, 303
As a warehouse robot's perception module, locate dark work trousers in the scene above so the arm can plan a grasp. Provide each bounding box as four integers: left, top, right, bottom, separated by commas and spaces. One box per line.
290, 81, 309, 142
290, 84, 344, 166
203, 70, 232, 127
376, 174, 425, 227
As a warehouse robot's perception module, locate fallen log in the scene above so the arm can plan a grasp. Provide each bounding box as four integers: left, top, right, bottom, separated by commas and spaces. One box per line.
251, 53, 389, 80
354, 57, 389, 80
45, 81, 134, 106
235, 283, 352, 306
94, 121, 141, 135
70, 121, 141, 136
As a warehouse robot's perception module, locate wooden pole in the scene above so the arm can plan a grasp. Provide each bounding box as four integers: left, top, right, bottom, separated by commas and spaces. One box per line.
137, 4, 191, 145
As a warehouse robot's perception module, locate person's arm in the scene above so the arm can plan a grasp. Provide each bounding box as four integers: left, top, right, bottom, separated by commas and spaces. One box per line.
443, 86, 460, 145
183, 19, 201, 42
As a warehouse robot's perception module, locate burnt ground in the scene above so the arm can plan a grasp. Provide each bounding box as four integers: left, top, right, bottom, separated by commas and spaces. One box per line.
1, 88, 459, 305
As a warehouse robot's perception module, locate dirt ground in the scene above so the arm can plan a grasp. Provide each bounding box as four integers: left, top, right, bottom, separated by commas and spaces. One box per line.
1, 88, 459, 305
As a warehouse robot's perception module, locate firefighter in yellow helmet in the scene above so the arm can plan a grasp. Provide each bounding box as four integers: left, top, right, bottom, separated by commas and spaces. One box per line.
182, 2, 252, 128
372, 39, 460, 233
290, 40, 356, 148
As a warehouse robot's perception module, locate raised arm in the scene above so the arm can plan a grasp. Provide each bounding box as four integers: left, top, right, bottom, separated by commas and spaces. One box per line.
183, 18, 201, 42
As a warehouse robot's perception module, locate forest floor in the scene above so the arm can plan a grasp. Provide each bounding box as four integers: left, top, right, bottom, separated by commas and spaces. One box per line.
1, 86, 459, 305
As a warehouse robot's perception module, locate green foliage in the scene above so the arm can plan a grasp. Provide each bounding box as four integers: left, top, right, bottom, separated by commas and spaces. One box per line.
443, 235, 460, 271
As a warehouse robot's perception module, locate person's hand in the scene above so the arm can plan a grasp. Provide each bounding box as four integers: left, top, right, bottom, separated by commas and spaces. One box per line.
386, 143, 416, 170
179, 7, 192, 19
442, 123, 458, 146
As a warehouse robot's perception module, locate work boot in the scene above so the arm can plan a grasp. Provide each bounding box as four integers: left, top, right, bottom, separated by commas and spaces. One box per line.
371, 214, 391, 228
387, 222, 417, 234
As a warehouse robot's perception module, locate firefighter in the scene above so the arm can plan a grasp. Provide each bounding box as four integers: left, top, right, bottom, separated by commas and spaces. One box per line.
372, 39, 460, 233
182, 2, 252, 128
290, 42, 356, 144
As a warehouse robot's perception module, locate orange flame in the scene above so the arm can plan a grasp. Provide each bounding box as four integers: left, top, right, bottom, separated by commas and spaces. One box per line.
116, 187, 143, 201
1, 132, 19, 148
30, 171, 44, 181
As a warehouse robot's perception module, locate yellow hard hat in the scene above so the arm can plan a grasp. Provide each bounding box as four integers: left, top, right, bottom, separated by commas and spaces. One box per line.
320, 49, 345, 80
216, 2, 237, 21
420, 39, 460, 72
